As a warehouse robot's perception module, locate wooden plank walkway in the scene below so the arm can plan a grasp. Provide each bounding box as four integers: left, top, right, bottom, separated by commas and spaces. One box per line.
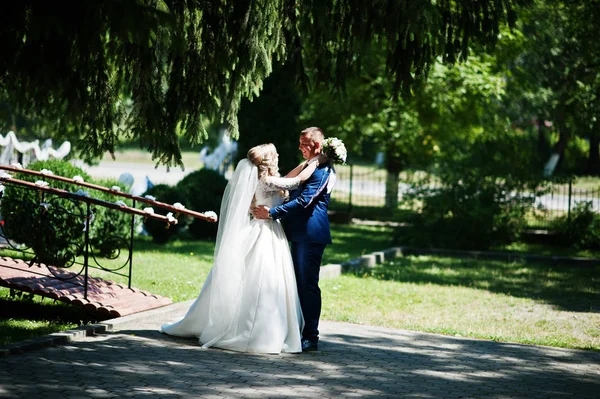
0, 256, 172, 318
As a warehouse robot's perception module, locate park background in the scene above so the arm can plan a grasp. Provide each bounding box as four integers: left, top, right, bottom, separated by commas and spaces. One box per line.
0, 0, 598, 351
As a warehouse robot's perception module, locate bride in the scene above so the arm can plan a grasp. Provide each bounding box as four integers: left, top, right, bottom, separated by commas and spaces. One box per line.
160, 143, 322, 353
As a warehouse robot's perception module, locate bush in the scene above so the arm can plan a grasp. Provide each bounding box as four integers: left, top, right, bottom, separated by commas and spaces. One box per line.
175, 169, 227, 240
396, 181, 534, 249
552, 201, 600, 249
395, 133, 548, 250
1, 160, 131, 265
141, 184, 188, 244
87, 177, 134, 258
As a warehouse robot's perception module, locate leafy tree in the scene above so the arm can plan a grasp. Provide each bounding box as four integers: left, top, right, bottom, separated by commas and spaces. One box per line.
301, 49, 507, 209
496, 0, 600, 175
236, 63, 302, 174
0, 0, 529, 167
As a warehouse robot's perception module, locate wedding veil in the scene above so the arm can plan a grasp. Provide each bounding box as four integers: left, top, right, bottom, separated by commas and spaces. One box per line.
202, 158, 258, 347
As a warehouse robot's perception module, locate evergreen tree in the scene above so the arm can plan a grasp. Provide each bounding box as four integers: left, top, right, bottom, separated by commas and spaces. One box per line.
0, 0, 529, 166
237, 63, 302, 174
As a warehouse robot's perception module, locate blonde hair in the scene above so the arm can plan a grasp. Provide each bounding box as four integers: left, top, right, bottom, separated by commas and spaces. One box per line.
247, 143, 280, 181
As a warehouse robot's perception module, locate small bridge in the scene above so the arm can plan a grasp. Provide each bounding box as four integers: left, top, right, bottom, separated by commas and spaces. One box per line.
0, 164, 216, 317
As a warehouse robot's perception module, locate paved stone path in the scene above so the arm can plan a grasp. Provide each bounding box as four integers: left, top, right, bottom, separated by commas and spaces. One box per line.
1, 301, 599, 399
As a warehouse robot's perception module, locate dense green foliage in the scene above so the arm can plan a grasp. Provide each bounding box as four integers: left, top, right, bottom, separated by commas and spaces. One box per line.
142, 169, 227, 243
496, 0, 600, 175
395, 133, 548, 250
141, 184, 188, 244
176, 169, 228, 240
0, 0, 527, 166
553, 202, 600, 250
237, 63, 303, 174
1, 160, 130, 265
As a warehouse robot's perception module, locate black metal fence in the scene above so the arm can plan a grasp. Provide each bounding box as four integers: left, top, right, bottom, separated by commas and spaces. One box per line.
329, 164, 600, 229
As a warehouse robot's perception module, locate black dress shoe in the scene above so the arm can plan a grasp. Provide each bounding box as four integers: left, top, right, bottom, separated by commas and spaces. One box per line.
301, 339, 318, 352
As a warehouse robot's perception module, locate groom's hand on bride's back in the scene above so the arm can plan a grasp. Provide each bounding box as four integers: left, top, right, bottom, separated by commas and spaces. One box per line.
317, 153, 329, 165
252, 205, 271, 219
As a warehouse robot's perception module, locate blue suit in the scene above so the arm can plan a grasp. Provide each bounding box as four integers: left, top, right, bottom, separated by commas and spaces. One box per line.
269, 163, 333, 342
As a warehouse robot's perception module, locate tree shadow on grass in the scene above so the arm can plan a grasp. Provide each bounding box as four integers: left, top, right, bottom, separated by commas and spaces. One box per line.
324, 223, 394, 265
0, 296, 109, 345
349, 255, 600, 313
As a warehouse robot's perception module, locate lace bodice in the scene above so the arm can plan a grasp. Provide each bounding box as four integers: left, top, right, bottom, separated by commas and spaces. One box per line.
254, 176, 301, 208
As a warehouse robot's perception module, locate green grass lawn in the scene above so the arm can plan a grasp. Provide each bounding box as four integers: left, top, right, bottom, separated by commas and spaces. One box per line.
1, 223, 599, 350
323, 255, 599, 350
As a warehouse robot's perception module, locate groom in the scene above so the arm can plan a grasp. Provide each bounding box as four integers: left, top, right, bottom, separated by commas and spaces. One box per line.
253, 127, 335, 352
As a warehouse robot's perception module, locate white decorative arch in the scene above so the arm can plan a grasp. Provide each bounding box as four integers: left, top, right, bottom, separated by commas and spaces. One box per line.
199, 128, 238, 175
0, 131, 71, 166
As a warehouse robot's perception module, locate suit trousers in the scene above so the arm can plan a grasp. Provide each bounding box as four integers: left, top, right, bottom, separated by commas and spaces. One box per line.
290, 241, 327, 342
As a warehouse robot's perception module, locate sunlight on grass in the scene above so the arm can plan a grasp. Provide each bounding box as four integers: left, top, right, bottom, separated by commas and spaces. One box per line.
321, 255, 600, 350
3, 223, 599, 351
88, 238, 216, 303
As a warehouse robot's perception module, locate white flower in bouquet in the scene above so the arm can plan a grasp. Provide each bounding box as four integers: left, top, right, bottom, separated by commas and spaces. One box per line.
143, 207, 155, 214
173, 202, 186, 210
35, 180, 50, 188
110, 186, 121, 192
40, 169, 54, 176
322, 137, 348, 165
72, 175, 84, 183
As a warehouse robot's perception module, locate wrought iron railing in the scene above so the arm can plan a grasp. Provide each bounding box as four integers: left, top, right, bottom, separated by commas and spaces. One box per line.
0, 165, 216, 299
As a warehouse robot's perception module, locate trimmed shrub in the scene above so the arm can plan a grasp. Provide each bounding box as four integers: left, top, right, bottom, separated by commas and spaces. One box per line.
394, 133, 547, 250
1, 160, 131, 265
141, 184, 188, 244
176, 169, 227, 240
552, 201, 600, 249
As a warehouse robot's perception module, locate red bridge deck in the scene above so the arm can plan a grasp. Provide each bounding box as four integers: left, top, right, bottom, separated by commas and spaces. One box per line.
0, 256, 172, 317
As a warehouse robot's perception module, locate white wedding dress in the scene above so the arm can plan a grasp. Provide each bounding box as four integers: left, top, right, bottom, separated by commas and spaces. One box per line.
160, 159, 304, 354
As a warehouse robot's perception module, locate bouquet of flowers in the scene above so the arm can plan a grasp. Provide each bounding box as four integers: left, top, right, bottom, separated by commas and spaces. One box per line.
322, 137, 347, 165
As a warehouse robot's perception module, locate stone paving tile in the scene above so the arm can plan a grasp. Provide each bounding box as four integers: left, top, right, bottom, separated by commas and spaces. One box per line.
1, 303, 600, 398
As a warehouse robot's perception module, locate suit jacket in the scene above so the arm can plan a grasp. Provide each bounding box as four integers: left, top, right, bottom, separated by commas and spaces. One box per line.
269, 163, 333, 244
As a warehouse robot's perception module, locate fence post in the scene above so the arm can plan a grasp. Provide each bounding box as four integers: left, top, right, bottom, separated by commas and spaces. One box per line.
567, 180, 572, 222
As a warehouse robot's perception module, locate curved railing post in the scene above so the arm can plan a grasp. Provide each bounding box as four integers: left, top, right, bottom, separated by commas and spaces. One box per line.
128, 199, 136, 289
83, 202, 91, 300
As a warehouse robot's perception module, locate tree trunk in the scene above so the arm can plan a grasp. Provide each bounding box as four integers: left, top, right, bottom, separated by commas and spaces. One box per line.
536, 115, 550, 156
384, 150, 403, 210
585, 127, 600, 176
544, 104, 570, 175
385, 170, 400, 209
